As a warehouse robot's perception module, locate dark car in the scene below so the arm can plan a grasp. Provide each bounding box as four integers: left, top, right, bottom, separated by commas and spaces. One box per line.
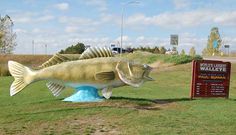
126, 47, 133, 53
111, 47, 126, 54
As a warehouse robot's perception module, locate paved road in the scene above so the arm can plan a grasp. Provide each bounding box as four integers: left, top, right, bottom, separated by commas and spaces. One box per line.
204, 57, 236, 63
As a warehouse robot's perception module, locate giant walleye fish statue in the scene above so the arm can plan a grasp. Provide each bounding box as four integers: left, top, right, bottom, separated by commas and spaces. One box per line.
8, 47, 153, 99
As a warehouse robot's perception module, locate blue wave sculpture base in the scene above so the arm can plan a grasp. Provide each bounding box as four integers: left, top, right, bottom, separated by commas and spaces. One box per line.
63, 86, 104, 102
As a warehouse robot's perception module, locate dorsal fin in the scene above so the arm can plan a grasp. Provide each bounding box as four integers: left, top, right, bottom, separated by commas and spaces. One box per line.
79, 47, 113, 60
39, 53, 70, 68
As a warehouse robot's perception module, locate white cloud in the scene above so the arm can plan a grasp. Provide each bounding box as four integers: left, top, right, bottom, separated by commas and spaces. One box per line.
65, 26, 79, 33
136, 36, 145, 42
59, 16, 98, 26
32, 28, 41, 33
54, 2, 69, 11
12, 12, 55, 24
85, 0, 107, 12
13, 17, 31, 23
59, 16, 101, 33
14, 28, 236, 54
214, 11, 236, 26
173, 0, 190, 9
100, 13, 119, 24
37, 15, 55, 22
115, 36, 129, 42
15, 28, 27, 33
125, 10, 236, 28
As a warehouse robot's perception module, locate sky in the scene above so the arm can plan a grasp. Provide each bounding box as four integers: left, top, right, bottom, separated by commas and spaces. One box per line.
1, 0, 236, 54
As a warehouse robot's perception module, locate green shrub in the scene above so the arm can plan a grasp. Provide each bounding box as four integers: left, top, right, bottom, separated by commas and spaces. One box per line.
192, 55, 203, 61
164, 55, 203, 65
0, 65, 10, 76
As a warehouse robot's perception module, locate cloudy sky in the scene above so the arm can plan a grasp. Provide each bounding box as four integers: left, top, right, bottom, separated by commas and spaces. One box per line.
1, 0, 236, 54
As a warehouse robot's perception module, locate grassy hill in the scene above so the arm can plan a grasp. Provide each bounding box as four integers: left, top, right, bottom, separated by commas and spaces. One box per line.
122, 51, 202, 64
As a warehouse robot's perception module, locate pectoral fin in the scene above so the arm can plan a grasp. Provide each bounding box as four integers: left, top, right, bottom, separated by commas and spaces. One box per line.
46, 82, 65, 97
116, 62, 144, 87
95, 71, 115, 81
117, 70, 144, 87
102, 87, 112, 99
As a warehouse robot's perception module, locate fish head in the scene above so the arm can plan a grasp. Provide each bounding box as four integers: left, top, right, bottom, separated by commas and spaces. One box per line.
116, 61, 154, 87
130, 63, 154, 81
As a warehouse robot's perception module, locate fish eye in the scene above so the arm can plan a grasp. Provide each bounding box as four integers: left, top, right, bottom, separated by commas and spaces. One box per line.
143, 64, 148, 68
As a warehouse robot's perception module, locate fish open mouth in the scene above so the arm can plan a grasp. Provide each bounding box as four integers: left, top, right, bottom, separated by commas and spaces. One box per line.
143, 66, 154, 81
144, 75, 154, 81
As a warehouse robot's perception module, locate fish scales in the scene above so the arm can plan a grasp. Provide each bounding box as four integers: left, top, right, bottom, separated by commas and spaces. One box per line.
35, 57, 125, 83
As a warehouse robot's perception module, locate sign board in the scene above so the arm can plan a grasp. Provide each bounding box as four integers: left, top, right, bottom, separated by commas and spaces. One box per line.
191, 60, 231, 99
110, 44, 116, 48
170, 35, 178, 46
224, 45, 230, 48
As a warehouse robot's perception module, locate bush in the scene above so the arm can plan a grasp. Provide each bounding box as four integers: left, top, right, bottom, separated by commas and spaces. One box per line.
193, 55, 203, 61
164, 55, 203, 65
0, 65, 10, 76
59, 42, 85, 54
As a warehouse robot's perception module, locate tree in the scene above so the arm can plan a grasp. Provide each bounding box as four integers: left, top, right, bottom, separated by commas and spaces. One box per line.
0, 15, 17, 54
59, 42, 85, 54
159, 46, 166, 54
180, 49, 185, 55
189, 47, 196, 57
203, 27, 222, 56
153, 46, 160, 54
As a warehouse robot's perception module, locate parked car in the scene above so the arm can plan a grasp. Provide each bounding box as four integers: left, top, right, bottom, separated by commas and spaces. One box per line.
111, 47, 126, 54
126, 47, 134, 53
165, 50, 178, 55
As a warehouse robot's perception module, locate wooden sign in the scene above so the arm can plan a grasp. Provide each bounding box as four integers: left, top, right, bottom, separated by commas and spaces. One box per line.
191, 60, 231, 99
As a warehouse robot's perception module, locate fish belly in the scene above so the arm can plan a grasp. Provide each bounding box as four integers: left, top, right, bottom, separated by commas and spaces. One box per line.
65, 80, 125, 89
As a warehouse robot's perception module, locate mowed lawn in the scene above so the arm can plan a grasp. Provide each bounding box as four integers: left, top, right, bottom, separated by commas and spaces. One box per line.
0, 63, 236, 135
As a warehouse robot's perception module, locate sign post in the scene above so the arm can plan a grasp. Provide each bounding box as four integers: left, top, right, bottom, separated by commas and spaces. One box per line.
170, 35, 178, 46
224, 45, 230, 56
170, 34, 178, 53
191, 60, 231, 99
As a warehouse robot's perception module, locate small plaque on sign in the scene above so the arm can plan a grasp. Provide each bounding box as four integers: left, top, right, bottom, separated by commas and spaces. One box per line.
190, 60, 231, 99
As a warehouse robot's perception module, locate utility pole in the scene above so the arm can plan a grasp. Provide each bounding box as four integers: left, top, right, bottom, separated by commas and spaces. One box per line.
120, 1, 140, 56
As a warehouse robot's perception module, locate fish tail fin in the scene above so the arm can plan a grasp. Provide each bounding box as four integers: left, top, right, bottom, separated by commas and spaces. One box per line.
8, 61, 34, 96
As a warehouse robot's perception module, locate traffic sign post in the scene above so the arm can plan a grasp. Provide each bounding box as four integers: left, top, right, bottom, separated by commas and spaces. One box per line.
224, 45, 230, 55
170, 35, 178, 46
191, 60, 231, 99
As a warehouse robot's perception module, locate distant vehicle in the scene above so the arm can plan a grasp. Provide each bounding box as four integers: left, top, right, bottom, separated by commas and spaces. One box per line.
111, 47, 126, 54
126, 47, 134, 53
165, 50, 178, 55
110, 44, 116, 48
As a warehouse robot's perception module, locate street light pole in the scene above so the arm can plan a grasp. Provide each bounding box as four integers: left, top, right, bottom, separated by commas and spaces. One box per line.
120, 7, 124, 56
120, 1, 140, 56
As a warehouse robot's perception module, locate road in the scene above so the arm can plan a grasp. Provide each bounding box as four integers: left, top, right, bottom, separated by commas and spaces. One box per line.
204, 57, 236, 63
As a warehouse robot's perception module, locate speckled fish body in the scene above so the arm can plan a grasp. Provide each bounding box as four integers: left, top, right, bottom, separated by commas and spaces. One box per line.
8, 47, 153, 98
34, 57, 127, 89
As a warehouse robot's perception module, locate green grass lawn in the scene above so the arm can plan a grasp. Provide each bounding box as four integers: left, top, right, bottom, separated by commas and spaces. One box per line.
0, 63, 235, 135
